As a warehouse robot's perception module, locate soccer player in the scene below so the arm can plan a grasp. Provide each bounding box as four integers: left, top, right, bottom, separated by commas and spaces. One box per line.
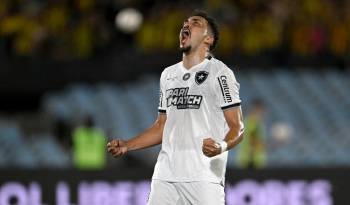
107, 10, 244, 205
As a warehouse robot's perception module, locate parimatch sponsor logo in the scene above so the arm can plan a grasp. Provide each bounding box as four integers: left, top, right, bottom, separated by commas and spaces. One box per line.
158, 89, 163, 107
166, 87, 202, 109
218, 75, 233, 103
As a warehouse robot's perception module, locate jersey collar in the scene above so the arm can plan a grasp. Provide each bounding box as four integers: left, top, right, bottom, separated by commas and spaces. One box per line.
180, 58, 210, 73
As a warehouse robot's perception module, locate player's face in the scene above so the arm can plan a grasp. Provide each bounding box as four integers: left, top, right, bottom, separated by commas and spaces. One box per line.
179, 16, 210, 53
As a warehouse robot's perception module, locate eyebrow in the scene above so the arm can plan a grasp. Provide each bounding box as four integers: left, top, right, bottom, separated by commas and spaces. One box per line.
183, 17, 205, 25
190, 17, 202, 22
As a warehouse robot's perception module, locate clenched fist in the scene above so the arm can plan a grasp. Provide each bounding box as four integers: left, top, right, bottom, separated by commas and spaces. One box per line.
107, 139, 128, 158
202, 138, 221, 157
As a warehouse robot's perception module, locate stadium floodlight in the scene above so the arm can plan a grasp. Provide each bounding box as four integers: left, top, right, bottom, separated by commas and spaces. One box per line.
115, 8, 143, 33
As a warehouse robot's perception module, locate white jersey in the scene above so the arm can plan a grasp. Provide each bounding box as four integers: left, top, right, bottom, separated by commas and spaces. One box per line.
152, 57, 242, 184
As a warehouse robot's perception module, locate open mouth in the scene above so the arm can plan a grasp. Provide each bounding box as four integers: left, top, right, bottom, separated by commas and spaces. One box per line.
181, 28, 191, 44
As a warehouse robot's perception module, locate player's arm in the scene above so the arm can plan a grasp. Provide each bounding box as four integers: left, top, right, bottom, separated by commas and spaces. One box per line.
107, 113, 166, 158
202, 66, 244, 157
202, 107, 244, 157
108, 71, 168, 158
222, 107, 244, 149
126, 113, 166, 151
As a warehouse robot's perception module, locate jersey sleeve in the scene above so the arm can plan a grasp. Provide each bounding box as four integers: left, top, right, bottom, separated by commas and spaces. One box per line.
158, 71, 167, 114
214, 67, 242, 110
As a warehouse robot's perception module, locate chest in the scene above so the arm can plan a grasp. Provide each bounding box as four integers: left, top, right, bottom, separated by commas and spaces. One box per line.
163, 70, 215, 110
165, 70, 213, 94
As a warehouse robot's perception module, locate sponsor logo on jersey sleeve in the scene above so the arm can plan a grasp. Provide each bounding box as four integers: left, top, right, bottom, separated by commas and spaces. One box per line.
158, 89, 163, 107
218, 75, 233, 103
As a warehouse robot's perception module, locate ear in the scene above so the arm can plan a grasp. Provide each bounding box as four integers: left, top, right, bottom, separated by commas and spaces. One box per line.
204, 35, 214, 48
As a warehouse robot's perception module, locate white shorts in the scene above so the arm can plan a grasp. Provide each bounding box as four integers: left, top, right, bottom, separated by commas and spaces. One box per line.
147, 180, 225, 205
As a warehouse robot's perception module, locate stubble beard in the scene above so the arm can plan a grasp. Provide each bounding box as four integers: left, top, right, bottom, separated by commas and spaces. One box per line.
179, 45, 191, 54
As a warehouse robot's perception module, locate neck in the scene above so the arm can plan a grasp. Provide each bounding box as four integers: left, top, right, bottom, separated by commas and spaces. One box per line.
182, 47, 209, 70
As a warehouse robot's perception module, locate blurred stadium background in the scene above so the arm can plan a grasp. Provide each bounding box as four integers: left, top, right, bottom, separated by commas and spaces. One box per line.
0, 0, 349, 204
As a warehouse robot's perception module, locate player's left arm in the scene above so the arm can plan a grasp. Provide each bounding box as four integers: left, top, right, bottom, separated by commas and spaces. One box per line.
202, 65, 244, 157
222, 107, 244, 149
202, 107, 244, 157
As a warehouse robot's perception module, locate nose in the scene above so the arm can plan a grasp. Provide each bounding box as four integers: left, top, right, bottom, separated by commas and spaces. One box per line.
183, 22, 190, 29
183, 25, 191, 32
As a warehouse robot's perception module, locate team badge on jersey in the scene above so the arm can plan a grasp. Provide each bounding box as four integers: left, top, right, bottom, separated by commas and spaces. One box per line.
195, 71, 209, 85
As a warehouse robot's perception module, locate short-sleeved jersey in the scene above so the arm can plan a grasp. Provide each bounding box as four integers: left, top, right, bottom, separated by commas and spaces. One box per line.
153, 57, 243, 184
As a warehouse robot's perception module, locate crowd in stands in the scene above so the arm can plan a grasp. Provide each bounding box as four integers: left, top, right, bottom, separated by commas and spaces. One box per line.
138, 0, 350, 58
0, 0, 350, 60
0, 0, 111, 59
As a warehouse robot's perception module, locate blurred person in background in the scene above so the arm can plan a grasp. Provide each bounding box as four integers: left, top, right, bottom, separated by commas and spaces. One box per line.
107, 10, 244, 205
73, 115, 107, 170
237, 98, 267, 169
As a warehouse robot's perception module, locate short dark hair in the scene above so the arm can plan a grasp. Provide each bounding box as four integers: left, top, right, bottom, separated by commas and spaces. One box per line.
190, 10, 219, 51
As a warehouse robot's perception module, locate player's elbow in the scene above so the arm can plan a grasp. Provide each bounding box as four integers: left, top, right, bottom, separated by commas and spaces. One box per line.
227, 118, 244, 141
237, 132, 244, 143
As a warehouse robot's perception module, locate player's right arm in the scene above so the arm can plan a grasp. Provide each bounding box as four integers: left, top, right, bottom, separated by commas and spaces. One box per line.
107, 70, 168, 158
107, 114, 166, 158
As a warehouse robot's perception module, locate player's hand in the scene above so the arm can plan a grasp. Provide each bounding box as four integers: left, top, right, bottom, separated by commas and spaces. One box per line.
202, 138, 221, 157
107, 139, 128, 158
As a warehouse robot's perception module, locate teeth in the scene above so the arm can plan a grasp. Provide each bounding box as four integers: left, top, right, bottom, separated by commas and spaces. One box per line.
181, 28, 190, 42
182, 28, 190, 36
182, 32, 189, 38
